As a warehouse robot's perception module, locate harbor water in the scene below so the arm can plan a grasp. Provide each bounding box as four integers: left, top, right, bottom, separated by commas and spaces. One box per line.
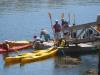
0, 0, 100, 75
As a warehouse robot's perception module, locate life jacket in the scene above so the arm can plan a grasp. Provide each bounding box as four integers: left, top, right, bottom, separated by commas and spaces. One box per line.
60, 40, 65, 47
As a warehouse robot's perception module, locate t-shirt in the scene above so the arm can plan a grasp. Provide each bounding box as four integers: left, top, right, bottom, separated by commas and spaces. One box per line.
53, 24, 61, 32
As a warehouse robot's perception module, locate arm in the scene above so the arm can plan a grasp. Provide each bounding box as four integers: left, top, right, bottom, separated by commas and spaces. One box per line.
6, 44, 10, 49
40, 31, 43, 38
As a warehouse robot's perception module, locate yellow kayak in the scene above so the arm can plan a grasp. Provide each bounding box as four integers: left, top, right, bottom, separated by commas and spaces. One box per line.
5, 47, 57, 63
5, 53, 34, 63
21, 48, 57, 63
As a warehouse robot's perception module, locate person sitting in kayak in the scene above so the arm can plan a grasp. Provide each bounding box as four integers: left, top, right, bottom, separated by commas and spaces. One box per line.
33, 35, 37, 41
40, 29, 50, 42
33, 35, 44, 43
33, 40, 44, 50
2, 40, 10, 51
32, 36, 44, 49
32, 36, 51, 49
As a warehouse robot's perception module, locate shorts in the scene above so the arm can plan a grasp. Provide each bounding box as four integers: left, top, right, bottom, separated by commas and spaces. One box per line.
64, 32, 68, 35
54, 32, 61, 41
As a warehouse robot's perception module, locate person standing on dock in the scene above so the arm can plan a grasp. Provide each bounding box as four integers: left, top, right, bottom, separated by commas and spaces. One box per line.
62, 21, 70, 46
53, 20, 61, 46
61, 18, 65, 26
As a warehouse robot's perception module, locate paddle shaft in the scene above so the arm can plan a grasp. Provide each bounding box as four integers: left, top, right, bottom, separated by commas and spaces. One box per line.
68, 13, 70, 25
48, 12, 55, 36
73, 14, 76, 26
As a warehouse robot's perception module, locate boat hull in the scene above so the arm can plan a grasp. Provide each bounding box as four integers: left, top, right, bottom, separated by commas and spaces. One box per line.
5, 47, 57, 63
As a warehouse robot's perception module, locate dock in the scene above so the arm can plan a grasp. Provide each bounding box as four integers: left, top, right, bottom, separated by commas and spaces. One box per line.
57, 46, 98, 56
56, 14, 100, 75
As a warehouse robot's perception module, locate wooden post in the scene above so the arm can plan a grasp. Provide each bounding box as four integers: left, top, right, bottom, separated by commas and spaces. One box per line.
96, 14, 100, 25
98, 50, 100, 75
95, 13, 100, 75
96, 14, 100, 32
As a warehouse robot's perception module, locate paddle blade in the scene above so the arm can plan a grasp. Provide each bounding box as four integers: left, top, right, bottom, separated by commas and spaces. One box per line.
48, 12, 52, 19
61, 13, 64, 19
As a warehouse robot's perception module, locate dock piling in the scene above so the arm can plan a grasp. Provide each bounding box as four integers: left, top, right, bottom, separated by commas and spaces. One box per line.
98, 50, 100, 75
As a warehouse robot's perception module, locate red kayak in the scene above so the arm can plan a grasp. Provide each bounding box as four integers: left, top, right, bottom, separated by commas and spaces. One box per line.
0, 44, 32, 54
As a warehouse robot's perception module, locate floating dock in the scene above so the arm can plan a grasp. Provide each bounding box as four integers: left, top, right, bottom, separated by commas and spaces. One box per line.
57, 46, 98, 56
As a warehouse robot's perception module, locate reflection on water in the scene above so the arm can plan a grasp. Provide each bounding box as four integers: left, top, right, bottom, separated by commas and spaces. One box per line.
4, 62, 25, 69
2, 53, 9, 61
54, 56, 81, 68
2, 54, 98, 75
54, 55, 98, 75
0, 0, 100, 41
0, 0, 100, 13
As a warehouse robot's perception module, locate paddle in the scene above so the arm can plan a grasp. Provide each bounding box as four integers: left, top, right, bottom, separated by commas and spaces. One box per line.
68, 13, 70, 25
48, 12, 53, 29
61, 12, 64, 19
48, 12, 55, 42
73, 13, 76, 26
61, 12, 65, 27
72, 13, 77, 41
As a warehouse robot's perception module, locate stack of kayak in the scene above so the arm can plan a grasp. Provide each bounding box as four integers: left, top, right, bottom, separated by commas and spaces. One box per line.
5, 47, 57, 64
0, 41, 32, 54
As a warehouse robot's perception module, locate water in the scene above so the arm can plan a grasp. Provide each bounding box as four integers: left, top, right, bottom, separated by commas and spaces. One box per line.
0, 0, 100, 75
0, 0, 100, 41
